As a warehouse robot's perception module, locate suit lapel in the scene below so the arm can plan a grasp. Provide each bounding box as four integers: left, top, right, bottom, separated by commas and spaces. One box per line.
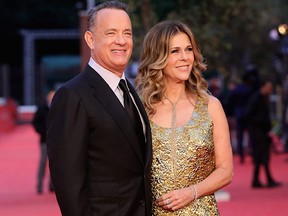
83, 66, 144, 166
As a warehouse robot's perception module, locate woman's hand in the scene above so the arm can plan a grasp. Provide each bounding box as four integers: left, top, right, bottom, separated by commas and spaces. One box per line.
156, 187, 195, 211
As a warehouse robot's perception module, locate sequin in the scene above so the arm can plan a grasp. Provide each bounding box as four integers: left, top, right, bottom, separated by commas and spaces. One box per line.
150, 98, 220, 215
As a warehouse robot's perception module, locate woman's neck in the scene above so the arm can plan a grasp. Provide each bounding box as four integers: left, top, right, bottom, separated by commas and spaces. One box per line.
163, 85, 186, 103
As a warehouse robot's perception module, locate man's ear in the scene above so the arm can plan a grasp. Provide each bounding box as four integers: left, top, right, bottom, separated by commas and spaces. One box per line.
84, 31, 94, 49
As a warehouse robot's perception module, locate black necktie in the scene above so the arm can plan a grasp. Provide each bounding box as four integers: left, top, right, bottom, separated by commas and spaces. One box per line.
119, 79, 145, 151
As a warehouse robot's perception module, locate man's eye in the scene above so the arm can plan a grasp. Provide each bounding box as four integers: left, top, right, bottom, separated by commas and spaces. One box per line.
124, 32, 132, 36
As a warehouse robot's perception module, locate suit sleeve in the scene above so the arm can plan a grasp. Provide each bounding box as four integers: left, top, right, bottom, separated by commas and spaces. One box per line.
47, 86, 91, 216
32, 106, 45, 136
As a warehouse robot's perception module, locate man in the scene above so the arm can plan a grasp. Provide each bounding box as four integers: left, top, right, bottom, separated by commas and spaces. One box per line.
229, 72, 255, 164
245, 79, 281, 188
32, 90, 55, 194
47, 1, 152, 216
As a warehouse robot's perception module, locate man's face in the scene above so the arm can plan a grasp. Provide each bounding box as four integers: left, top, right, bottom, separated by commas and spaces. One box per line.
87, 8, 133, 77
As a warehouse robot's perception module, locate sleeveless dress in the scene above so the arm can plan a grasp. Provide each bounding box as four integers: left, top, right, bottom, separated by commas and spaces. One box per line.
150, 98, 220, 215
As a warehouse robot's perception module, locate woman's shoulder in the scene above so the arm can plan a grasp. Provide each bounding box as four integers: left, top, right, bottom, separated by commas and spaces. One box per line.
207, 95, 224, 113
196, 94, 220, 106
208, 95, 221, 104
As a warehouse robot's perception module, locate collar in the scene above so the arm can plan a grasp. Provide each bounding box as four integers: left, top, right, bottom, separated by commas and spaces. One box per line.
88, 57, 126, 92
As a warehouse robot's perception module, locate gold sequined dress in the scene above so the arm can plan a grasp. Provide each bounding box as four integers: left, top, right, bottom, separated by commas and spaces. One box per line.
150, 98, 219, 215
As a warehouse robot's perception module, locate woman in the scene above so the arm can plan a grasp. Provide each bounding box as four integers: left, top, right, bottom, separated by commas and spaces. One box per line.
135, 20, 233, 215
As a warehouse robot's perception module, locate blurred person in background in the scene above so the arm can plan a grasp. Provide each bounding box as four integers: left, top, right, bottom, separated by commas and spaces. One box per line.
245, 78, 281, 188
32, 89, 55, 194
229, 71, 256, 164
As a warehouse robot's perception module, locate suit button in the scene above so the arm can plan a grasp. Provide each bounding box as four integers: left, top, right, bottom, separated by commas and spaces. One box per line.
140, 199, 145, 206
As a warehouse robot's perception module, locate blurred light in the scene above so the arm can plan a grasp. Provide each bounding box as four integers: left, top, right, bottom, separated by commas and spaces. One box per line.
278, 24, 288, 36
269, 29, 280, 41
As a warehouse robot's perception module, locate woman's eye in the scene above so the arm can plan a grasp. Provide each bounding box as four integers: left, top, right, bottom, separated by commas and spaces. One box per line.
171, 49, 178, 53
187, 47, 193, 52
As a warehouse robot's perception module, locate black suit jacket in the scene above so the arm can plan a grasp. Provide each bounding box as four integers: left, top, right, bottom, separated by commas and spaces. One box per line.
47, 65, 152, 216
32, 103, 49, 143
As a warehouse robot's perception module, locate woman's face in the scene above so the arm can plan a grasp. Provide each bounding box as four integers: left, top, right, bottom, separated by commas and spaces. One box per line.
162, 32, 194, 84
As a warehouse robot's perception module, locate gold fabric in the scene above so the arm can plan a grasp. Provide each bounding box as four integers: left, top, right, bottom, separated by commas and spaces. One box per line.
150, 98, 219, 215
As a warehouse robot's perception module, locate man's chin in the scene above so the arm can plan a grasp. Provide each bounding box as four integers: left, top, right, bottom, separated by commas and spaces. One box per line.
112, 61, 129, 69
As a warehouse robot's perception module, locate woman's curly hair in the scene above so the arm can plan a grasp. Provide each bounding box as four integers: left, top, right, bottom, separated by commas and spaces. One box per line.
135, 20, 208, 116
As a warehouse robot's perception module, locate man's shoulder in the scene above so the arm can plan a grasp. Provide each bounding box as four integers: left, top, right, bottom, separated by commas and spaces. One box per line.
63, 65, 100, 88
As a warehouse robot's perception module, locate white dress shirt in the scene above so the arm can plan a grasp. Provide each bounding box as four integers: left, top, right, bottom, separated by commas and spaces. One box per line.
88, 58, 146, 134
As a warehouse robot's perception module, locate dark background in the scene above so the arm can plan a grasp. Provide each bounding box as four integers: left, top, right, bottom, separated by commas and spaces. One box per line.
0, 0, 288, 104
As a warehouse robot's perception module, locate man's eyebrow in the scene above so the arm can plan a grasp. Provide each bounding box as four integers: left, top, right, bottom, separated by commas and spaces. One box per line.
104, 28, 132, 32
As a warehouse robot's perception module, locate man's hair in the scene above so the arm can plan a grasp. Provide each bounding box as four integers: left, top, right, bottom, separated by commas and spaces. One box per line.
87, 1, 129, 31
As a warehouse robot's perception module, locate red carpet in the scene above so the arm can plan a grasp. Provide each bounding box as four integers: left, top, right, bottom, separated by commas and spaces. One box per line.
0, 124, 287, 216
0, 125, 60, 216
219, 150, 288, 216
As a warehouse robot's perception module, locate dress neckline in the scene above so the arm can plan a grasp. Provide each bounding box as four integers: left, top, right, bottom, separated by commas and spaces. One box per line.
150, 97, 198, 129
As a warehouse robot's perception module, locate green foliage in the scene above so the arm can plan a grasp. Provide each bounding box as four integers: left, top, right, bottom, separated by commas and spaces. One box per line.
1, 0, 287, 80
130, 0, 288, 80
